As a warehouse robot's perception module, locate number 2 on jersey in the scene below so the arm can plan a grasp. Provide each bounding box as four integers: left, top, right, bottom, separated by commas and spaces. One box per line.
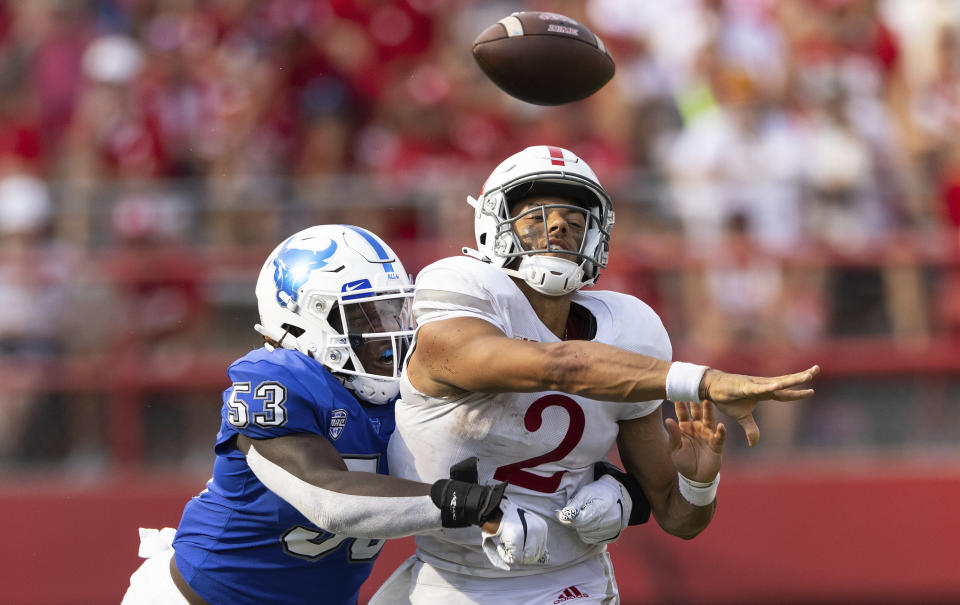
493, 394, 585, 493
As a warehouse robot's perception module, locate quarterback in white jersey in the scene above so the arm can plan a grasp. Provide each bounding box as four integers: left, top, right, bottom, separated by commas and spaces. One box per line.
389, 255, 671, 575
376, 145, 819, 603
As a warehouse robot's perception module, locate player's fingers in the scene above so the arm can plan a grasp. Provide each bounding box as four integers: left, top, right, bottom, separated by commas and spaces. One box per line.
556, 506, 578, 525
556, 495, 584, 525
702, 400, 715, 430
772, 388, 815, 401
665, 418, 682, 452
690, 400, 703, 424
674, 400, 691, 424
775, 366, 820, 388
746, 377, 785, 397
737, 413, 760, 447
498, 542, 515, 565
747, 379, 816, 402
712, 422, 727, 451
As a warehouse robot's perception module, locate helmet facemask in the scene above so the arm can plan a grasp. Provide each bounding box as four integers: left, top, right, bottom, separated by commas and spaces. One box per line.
322, 286, 414, 404
471, 181, 614, 296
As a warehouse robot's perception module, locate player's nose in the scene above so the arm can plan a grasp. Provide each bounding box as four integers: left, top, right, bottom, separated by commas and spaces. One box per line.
546, 209, 569, 233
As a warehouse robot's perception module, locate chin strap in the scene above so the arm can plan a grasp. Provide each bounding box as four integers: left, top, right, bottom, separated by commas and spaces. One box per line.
516, 256, 584, 296
461, 246, 489, 262
462, 248, 583, 296
496, 265, 526, 281
254, 323, 301, 352
344, 374, 400, 406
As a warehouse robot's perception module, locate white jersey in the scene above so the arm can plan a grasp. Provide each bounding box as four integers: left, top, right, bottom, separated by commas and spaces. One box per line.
388, 256, 672, 577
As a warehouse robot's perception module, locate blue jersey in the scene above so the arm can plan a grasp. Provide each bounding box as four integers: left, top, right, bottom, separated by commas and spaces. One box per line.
173, 347, 396, 605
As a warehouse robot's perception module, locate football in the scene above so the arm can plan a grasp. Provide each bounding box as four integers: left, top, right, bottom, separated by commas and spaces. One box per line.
472, 11, 615, 106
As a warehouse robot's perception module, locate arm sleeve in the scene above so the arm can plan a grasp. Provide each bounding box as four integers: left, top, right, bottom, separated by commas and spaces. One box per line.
246, 445, 443, 539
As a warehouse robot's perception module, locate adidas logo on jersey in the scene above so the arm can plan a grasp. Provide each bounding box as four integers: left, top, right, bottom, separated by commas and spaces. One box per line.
554, 586, 589, 603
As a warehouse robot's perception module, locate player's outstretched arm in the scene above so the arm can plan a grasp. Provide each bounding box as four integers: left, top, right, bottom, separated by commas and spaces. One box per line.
409, 316, 818, 445
235, 434, 547, 567
236, 433, 437, 538
406, 316, 670, 399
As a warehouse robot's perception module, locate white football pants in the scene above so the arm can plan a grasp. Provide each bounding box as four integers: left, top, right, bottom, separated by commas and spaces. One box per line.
120, 527, 190, 605
369, 551, 619, 605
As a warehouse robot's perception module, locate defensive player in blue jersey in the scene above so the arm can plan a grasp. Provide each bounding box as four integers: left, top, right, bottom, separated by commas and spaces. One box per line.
122, 225, 628, 605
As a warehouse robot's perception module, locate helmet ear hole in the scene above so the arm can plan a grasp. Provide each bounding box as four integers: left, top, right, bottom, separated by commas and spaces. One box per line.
326, 302, 343, 333
280, 323, 305, 338
479, 233, 487, 246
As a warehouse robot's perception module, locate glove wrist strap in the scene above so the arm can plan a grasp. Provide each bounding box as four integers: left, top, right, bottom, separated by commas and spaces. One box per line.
431, 478, 507, 528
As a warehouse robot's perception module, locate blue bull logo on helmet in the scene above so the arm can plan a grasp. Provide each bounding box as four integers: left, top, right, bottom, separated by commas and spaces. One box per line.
273, 238, 338, 306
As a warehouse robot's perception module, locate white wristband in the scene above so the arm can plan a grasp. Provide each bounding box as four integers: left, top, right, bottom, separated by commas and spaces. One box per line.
678, 472, 719, 506
666, 362, 709, 403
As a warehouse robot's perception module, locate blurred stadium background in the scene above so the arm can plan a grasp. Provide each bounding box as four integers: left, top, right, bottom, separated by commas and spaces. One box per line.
0, 0, 958, 603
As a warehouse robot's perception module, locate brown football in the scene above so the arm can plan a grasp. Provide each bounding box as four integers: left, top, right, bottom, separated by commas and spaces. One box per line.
472, 11, 615, 106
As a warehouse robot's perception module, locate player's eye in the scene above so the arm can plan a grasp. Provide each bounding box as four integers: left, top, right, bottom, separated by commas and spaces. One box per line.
379, 349, 394, 363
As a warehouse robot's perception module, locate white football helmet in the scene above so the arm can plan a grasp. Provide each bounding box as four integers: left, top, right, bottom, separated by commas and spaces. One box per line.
463, 145, 615, 295
254, 225, 414, 405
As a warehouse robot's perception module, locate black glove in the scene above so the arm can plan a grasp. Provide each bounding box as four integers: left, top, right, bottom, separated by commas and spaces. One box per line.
430, 457, 507, 528
593, 460, 651, 525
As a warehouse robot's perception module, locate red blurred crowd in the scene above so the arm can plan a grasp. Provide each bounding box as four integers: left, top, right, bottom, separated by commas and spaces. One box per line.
0, 0, 959, 468
0, 1, 958, 241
